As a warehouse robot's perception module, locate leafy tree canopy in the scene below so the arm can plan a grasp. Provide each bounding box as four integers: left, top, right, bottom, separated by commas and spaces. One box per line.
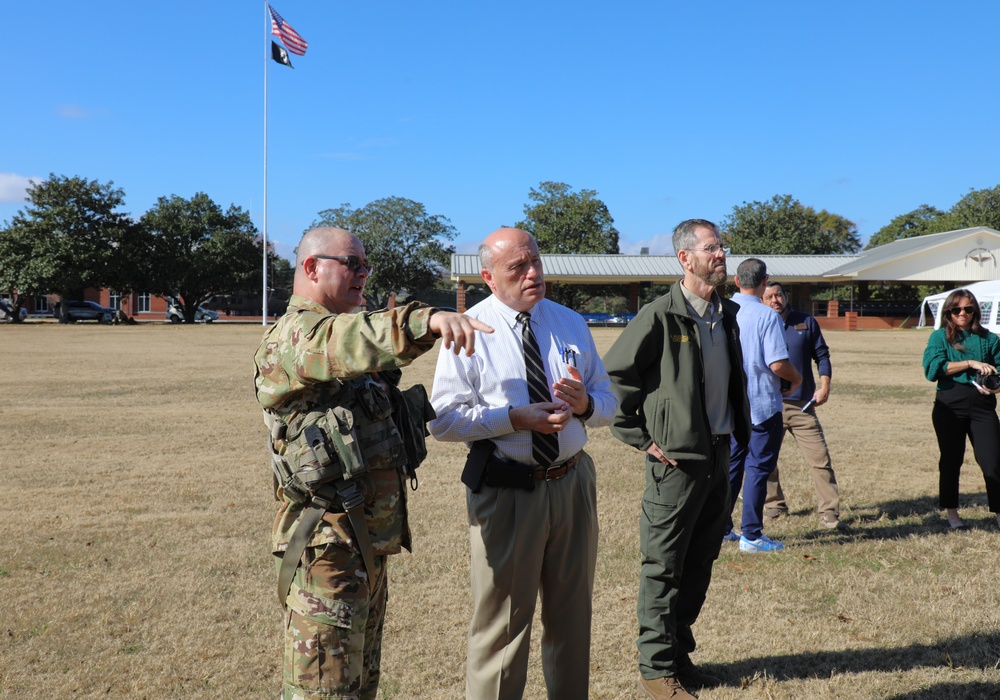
945, 185, 1000, 231
310, 197, 457, 309
142, 193, 262, 322
721, 194, 861, 255
516, 181, 620, 255
515, 181, 620, 309
866, 204, 948, 249
0, 174, 140, 321
866, 186, 1000, 250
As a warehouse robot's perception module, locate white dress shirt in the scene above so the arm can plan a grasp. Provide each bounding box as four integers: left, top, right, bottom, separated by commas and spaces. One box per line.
430, 296, 616, 464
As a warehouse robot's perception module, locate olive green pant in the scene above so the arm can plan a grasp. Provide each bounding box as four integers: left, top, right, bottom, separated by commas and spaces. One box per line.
637, 439, 729, 680
276, 543, 388, 700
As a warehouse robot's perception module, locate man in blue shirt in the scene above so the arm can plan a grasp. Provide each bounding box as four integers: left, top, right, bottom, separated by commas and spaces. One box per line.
762, 281, 843, 530
727, 259, 801, 552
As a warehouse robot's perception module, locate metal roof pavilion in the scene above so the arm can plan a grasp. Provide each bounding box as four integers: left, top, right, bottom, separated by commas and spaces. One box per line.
450, 253, 860, 285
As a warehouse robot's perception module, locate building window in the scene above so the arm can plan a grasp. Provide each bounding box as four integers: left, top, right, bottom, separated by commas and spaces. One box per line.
137, 293, 151, 313
35, 296, 49, 313
109, 291, 122, 310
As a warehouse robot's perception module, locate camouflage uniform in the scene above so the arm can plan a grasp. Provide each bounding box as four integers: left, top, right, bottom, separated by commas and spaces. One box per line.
254, 294, 438, 700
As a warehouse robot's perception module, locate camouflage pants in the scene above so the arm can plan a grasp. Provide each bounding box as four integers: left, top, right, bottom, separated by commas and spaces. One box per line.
276, 544, 388, 700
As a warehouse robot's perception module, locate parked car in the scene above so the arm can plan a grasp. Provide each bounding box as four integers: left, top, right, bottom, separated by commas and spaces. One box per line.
581, 312, 614, 325
64, 300, 114, 323
166, 302, 219, 323
608, 313, 636, 325
0, 303, 27, 322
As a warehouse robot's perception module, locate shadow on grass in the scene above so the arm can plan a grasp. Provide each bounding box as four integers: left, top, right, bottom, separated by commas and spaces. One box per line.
786, 494, 996, 543
705, 631, 1000, 688
885, 681, 1000, 700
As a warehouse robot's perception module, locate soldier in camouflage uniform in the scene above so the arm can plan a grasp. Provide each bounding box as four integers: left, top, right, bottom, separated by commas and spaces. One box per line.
254, 227, 491, 700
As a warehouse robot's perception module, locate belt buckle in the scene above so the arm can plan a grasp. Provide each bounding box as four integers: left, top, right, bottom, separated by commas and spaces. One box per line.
542, 463, 564, 481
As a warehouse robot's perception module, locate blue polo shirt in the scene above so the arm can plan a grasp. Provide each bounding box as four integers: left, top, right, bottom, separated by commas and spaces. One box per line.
732, 293, 790, 424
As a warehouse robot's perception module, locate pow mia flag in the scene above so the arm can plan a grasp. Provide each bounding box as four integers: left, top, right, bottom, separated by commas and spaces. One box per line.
271, 40, 293, 69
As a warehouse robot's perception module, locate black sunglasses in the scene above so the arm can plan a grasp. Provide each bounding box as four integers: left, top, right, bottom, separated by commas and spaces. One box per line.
312, 255, 374, 274
947, 305, 977, 316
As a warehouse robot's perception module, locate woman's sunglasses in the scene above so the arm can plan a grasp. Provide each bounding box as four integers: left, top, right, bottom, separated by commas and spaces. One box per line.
947, 305, 977, 316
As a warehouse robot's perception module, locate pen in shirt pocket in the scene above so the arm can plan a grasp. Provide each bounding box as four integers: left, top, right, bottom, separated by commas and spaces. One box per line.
562, 346, 580, 369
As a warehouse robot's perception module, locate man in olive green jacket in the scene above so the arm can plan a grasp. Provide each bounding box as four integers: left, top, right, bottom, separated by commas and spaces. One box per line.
604, 219, 751, 700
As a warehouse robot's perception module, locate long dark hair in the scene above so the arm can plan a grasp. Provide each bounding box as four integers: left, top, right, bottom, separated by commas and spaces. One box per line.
941, 289, 986, 348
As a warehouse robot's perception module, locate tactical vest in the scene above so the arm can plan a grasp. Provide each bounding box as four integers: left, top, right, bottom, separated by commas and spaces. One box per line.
264, 375, 405, 608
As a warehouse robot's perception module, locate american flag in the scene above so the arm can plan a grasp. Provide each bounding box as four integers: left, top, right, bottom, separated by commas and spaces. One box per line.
268, 4, 308, 57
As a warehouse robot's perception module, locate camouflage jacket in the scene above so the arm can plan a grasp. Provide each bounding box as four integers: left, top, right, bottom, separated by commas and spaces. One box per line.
254, 294, 438, 556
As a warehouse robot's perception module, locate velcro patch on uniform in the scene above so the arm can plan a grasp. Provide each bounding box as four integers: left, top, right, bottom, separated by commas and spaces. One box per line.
669, 334, 690, 343
794, 323, 808, 330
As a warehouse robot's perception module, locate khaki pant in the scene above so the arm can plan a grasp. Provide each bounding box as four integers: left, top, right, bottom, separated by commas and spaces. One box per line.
465, 452, 598, 700
765, 401, 840, 516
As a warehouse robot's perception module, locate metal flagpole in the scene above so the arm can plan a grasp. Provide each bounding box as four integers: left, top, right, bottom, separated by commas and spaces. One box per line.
262, 0, 269, 326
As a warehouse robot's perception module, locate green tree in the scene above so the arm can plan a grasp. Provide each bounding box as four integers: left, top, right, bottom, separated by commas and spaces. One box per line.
0, 174, 139, 322
0, 221, 36, 322
267, 254, 294, 315
516, 181, 620, 254
816, 210, 862, 254
866, 204, 948, 249
944, 185, 1000, 231
515, 181, 621, 309
721, 194, 861, 255
310, 197, 456, 309
142, 193, 262, 323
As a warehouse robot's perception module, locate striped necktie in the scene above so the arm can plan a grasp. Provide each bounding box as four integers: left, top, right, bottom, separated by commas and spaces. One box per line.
517, 311, 560, 467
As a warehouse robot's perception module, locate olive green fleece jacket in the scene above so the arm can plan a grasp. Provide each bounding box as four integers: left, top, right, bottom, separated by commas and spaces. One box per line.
603, 281, 752, 462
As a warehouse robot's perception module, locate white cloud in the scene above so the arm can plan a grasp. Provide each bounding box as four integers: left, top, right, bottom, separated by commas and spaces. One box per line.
0, 173, 41, 203
56, 104, 108, 119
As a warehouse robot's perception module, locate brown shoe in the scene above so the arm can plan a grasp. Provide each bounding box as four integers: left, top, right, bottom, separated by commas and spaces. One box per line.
819, 512, 844, 530
763, 508, 787, 522
676, 660, 724, 689
639, 676, 697, 700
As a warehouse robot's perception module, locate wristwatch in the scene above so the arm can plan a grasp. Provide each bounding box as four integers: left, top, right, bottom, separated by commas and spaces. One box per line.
576, 393, 594, 421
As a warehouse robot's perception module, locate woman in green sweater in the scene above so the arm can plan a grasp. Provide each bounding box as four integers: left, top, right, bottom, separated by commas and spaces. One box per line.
923, 289, 1000, 531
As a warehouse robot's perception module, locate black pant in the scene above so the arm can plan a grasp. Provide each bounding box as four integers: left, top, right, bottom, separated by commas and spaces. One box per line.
931, 384, 1000, 512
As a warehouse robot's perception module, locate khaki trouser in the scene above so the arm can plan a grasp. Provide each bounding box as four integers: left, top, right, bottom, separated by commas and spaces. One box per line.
466, 452, 598, 700
765, 401, 840, 516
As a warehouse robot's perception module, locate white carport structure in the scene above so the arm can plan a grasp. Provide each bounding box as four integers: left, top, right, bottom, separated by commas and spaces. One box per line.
919, 281, 1000, 333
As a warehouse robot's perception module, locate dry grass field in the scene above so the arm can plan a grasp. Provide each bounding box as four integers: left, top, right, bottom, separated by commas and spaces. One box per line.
2, 322, 1000, 699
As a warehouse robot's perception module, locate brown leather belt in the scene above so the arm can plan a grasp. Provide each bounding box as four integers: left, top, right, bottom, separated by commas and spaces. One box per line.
533, 450, 583, 481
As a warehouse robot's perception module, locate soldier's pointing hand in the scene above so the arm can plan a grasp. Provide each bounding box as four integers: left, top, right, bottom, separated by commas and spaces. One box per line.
429, 311, 494, 356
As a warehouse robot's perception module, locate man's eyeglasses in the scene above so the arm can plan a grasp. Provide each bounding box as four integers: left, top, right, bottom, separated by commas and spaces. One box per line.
687, 244, 729, 256
948, 305, 977, 316
312, 255, 374, 274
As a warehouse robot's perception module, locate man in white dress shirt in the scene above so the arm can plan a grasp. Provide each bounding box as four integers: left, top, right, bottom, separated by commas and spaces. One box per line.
430, 227, 617, 700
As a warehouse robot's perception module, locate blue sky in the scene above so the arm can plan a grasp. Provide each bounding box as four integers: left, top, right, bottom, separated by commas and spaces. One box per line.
4, 2, 999, 260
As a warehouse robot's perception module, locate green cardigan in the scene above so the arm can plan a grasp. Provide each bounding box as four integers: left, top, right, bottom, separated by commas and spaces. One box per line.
922, 327, 1000, 390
